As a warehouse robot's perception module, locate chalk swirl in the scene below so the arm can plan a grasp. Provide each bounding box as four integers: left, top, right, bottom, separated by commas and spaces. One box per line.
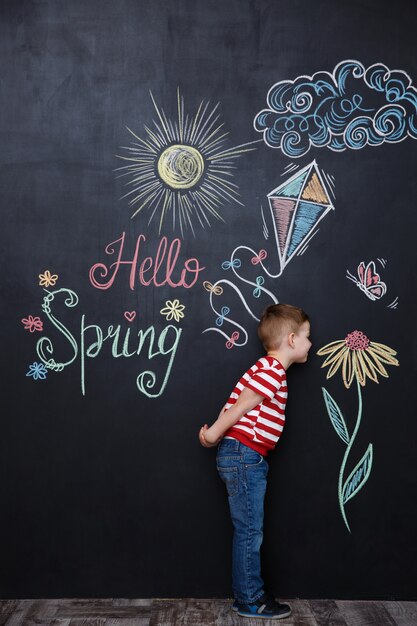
254, 59, 417, 156
136, 370, 158, 398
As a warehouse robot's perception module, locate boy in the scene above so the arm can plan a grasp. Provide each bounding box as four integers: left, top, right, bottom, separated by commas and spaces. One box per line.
199, 303, 311, 620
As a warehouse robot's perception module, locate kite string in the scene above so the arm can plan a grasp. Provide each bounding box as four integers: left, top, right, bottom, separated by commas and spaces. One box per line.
203, 239, 281, 347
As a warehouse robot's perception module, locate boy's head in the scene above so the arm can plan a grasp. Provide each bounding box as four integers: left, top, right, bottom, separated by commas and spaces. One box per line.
258, 303, 310, 352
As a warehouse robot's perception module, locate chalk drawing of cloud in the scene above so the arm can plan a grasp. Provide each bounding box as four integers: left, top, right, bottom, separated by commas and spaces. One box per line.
254, 60, 417, 158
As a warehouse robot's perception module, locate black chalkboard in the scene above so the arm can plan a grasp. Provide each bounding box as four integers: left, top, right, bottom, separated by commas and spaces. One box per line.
1, 0, 417, 600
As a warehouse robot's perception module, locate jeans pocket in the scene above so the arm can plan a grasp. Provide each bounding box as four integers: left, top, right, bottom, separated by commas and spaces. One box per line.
217, 466, 239, 498
244, 450, 264, 468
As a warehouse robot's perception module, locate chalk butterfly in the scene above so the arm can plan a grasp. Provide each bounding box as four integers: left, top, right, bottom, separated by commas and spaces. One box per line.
346, 261, 387, 301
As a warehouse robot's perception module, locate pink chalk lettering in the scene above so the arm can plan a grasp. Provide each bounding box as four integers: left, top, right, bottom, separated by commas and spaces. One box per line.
153, 237, 168, 287
89, 232, 205, 291
139, 256, 154, 286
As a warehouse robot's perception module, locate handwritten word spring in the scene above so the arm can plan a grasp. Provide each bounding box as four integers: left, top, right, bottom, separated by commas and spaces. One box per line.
89, 232, 205, 291
36, 288, 182, 398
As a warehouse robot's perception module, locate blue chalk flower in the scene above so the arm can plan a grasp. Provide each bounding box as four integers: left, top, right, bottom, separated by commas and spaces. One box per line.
26, 362, 48, 380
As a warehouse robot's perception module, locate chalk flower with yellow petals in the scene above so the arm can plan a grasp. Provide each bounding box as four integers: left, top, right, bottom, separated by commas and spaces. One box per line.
317, 330, 399, 389
39, 270, 59, 288
317, 330, 399, 533
160, 299, 185, 323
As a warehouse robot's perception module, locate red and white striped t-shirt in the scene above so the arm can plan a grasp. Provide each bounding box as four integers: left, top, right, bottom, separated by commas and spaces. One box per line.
223, 356, 287, 456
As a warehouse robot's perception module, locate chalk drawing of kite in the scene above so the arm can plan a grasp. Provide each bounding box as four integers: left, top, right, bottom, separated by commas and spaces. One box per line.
115, 89, 257, 236
267, 160, 334, 272
254, 59, 417, 157
203, 160, 335, 347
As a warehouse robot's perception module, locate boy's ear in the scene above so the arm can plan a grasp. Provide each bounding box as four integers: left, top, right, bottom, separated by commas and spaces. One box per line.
288, 332, 296, 347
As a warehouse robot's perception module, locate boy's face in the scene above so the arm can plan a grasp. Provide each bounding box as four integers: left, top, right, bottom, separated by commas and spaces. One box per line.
292, 321, 312, 363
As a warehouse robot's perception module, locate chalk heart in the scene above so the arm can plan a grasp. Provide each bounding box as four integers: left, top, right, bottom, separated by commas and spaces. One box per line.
124, 311, 136, 322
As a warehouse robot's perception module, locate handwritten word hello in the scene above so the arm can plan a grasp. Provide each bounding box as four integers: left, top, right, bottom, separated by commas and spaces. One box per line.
89, 232, 205, 291
36, 288, 182, 398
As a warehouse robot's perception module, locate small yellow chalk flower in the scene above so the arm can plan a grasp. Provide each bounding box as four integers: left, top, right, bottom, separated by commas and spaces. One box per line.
160, 299, 185, 323
39, 270, 58, 287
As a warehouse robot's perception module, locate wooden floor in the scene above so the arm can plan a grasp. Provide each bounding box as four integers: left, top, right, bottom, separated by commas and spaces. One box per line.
0, 598, 416, 625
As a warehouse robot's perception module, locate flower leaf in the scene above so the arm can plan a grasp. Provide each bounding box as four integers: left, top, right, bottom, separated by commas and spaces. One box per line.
342, 443, 373, 505
322, 387, 350, 445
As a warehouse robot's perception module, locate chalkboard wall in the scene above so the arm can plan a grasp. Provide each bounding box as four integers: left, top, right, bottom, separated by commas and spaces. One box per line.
1, 0, 417, 600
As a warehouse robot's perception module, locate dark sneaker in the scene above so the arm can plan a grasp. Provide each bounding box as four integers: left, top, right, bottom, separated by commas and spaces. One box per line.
237, 595, 291, 619
231, 593, 279, 613
232, 593, 273, 612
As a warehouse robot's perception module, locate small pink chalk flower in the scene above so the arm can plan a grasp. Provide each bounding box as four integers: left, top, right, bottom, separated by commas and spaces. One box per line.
21, 315, 43, 332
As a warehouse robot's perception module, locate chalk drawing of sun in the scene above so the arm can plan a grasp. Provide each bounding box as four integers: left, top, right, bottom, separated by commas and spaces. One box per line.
115, 89, 258, 236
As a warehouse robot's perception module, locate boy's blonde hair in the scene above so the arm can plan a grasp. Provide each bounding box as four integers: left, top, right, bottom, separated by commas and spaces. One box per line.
258, 303, 310, 351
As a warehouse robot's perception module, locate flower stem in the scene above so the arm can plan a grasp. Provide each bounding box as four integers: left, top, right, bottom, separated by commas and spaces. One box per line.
338, 377, 363, 533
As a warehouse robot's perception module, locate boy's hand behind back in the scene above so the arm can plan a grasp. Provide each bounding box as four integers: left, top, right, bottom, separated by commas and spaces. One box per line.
199, 388, 264, 449
199, 424, 221, 448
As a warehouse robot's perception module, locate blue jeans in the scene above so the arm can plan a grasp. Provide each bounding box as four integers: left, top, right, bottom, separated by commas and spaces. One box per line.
216, 438, 269, 604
